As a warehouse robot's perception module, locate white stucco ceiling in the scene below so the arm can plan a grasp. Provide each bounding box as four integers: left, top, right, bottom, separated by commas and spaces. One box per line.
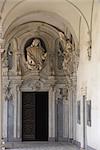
0, 0, 95, 43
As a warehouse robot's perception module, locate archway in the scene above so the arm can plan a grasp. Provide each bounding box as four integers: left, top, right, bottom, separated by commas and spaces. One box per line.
2, 17, 79, 145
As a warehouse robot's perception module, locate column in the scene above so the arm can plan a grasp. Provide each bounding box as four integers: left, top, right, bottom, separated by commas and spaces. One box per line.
0, 50, 2, 147
0, 22, 4, 148
52, 86, 55, 139
16, 84, 21, 141
63, 88, 69, 141
49, 85, 55, 141
81, 86, 87, 148
72, 85, 77, 141
68, 85, 73, 140
2, 84, 8, 141
13, 84, 18, 141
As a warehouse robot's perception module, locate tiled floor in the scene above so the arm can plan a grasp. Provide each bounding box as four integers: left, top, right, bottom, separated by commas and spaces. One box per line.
6, 142, 80, 150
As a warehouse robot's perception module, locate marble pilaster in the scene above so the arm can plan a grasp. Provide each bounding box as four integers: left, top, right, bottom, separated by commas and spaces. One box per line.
0, 50, 2, 146
16, 83, 22, 140
49, 84, 56, 141
0, 22, 4, 147
68, 88, 73, 139
63, 95, 69, 140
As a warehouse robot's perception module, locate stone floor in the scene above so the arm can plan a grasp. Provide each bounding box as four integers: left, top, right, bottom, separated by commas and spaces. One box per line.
6, 142, 80, 150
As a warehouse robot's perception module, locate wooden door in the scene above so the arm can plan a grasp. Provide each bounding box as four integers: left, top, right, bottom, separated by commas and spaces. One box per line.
22, 92, 48, 141
22, 92, 35, 141
35, 92, 48, 141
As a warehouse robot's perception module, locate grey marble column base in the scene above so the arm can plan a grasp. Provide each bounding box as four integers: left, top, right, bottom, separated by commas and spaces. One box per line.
71, 140, 81, 148
48, 137, 55, 142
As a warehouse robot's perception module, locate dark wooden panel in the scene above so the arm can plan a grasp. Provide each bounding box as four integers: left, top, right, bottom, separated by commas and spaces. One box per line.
22, 92, 35, 141
22, 91, 48, 141
35, 92, 48, 141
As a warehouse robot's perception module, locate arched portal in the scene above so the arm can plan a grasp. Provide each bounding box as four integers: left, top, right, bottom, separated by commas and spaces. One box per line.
2, 19, 79, 144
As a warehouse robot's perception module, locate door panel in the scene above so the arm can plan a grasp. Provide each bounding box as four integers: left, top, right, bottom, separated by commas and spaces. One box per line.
36, 92, 48, 141
22, 92, 35, 141
22, 92, 48, 141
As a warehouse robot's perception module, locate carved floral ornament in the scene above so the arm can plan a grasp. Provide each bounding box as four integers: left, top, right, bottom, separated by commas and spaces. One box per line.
56, 88, 68, 104
5, 82, 13, 101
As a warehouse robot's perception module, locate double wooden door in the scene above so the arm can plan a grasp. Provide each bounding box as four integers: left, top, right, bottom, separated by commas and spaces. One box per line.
22, 92, 48, 141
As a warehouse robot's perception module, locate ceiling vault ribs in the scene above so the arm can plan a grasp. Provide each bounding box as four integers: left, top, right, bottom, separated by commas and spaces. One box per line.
0, 0, 7, 14
89, 0, 94, 59
65, 0, 90, 32
2, 0, 25, 26
65, 0, 95, 60
78, 16, 81, 50
1, 0, 95, 61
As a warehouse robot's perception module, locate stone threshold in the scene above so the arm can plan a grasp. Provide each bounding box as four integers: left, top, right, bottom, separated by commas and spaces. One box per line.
5, 141, 77, 149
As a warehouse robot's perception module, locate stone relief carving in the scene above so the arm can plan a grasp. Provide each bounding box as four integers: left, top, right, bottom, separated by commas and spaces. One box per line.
2, 51, 7, 68
2, 43, 13, 69
26, 39, 47, 71
57, 42, 64, 70
5, 82, 13, 101
58, 32, 75, 74
21, 78, 42, 91
49, 54, 55, 76
16, 52, 21, 75
56, 88, 68, 104
63, 88, 68, 101
34, 80, 41, 90
56, 88, 63, 103
7, 43, 13, 70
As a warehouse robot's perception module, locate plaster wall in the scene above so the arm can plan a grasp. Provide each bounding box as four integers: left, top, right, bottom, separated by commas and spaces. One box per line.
76, 3, 100, 150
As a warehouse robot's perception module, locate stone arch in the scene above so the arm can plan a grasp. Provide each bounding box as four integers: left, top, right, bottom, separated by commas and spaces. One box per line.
2, 11, 79, 143
4, 11, 78, 48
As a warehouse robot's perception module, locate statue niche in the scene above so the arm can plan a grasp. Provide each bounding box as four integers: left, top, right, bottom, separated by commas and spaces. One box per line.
25, 38, 47, 71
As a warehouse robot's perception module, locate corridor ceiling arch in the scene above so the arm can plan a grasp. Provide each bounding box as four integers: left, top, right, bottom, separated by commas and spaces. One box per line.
0, 0, 91, 42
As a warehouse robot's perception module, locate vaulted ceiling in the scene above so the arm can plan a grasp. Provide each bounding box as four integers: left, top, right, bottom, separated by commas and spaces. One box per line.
0, 0, 95, 44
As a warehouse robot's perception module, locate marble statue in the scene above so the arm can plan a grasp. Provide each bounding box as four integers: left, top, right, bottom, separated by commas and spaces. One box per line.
26, 39, 47, 70
59, 32, 72, 52
59, 32, 73, 70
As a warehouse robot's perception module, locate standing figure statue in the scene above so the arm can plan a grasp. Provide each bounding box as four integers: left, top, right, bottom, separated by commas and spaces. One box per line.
59, 32, 72, 53
58, 32, 73, 70
26, 39, 47, 70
